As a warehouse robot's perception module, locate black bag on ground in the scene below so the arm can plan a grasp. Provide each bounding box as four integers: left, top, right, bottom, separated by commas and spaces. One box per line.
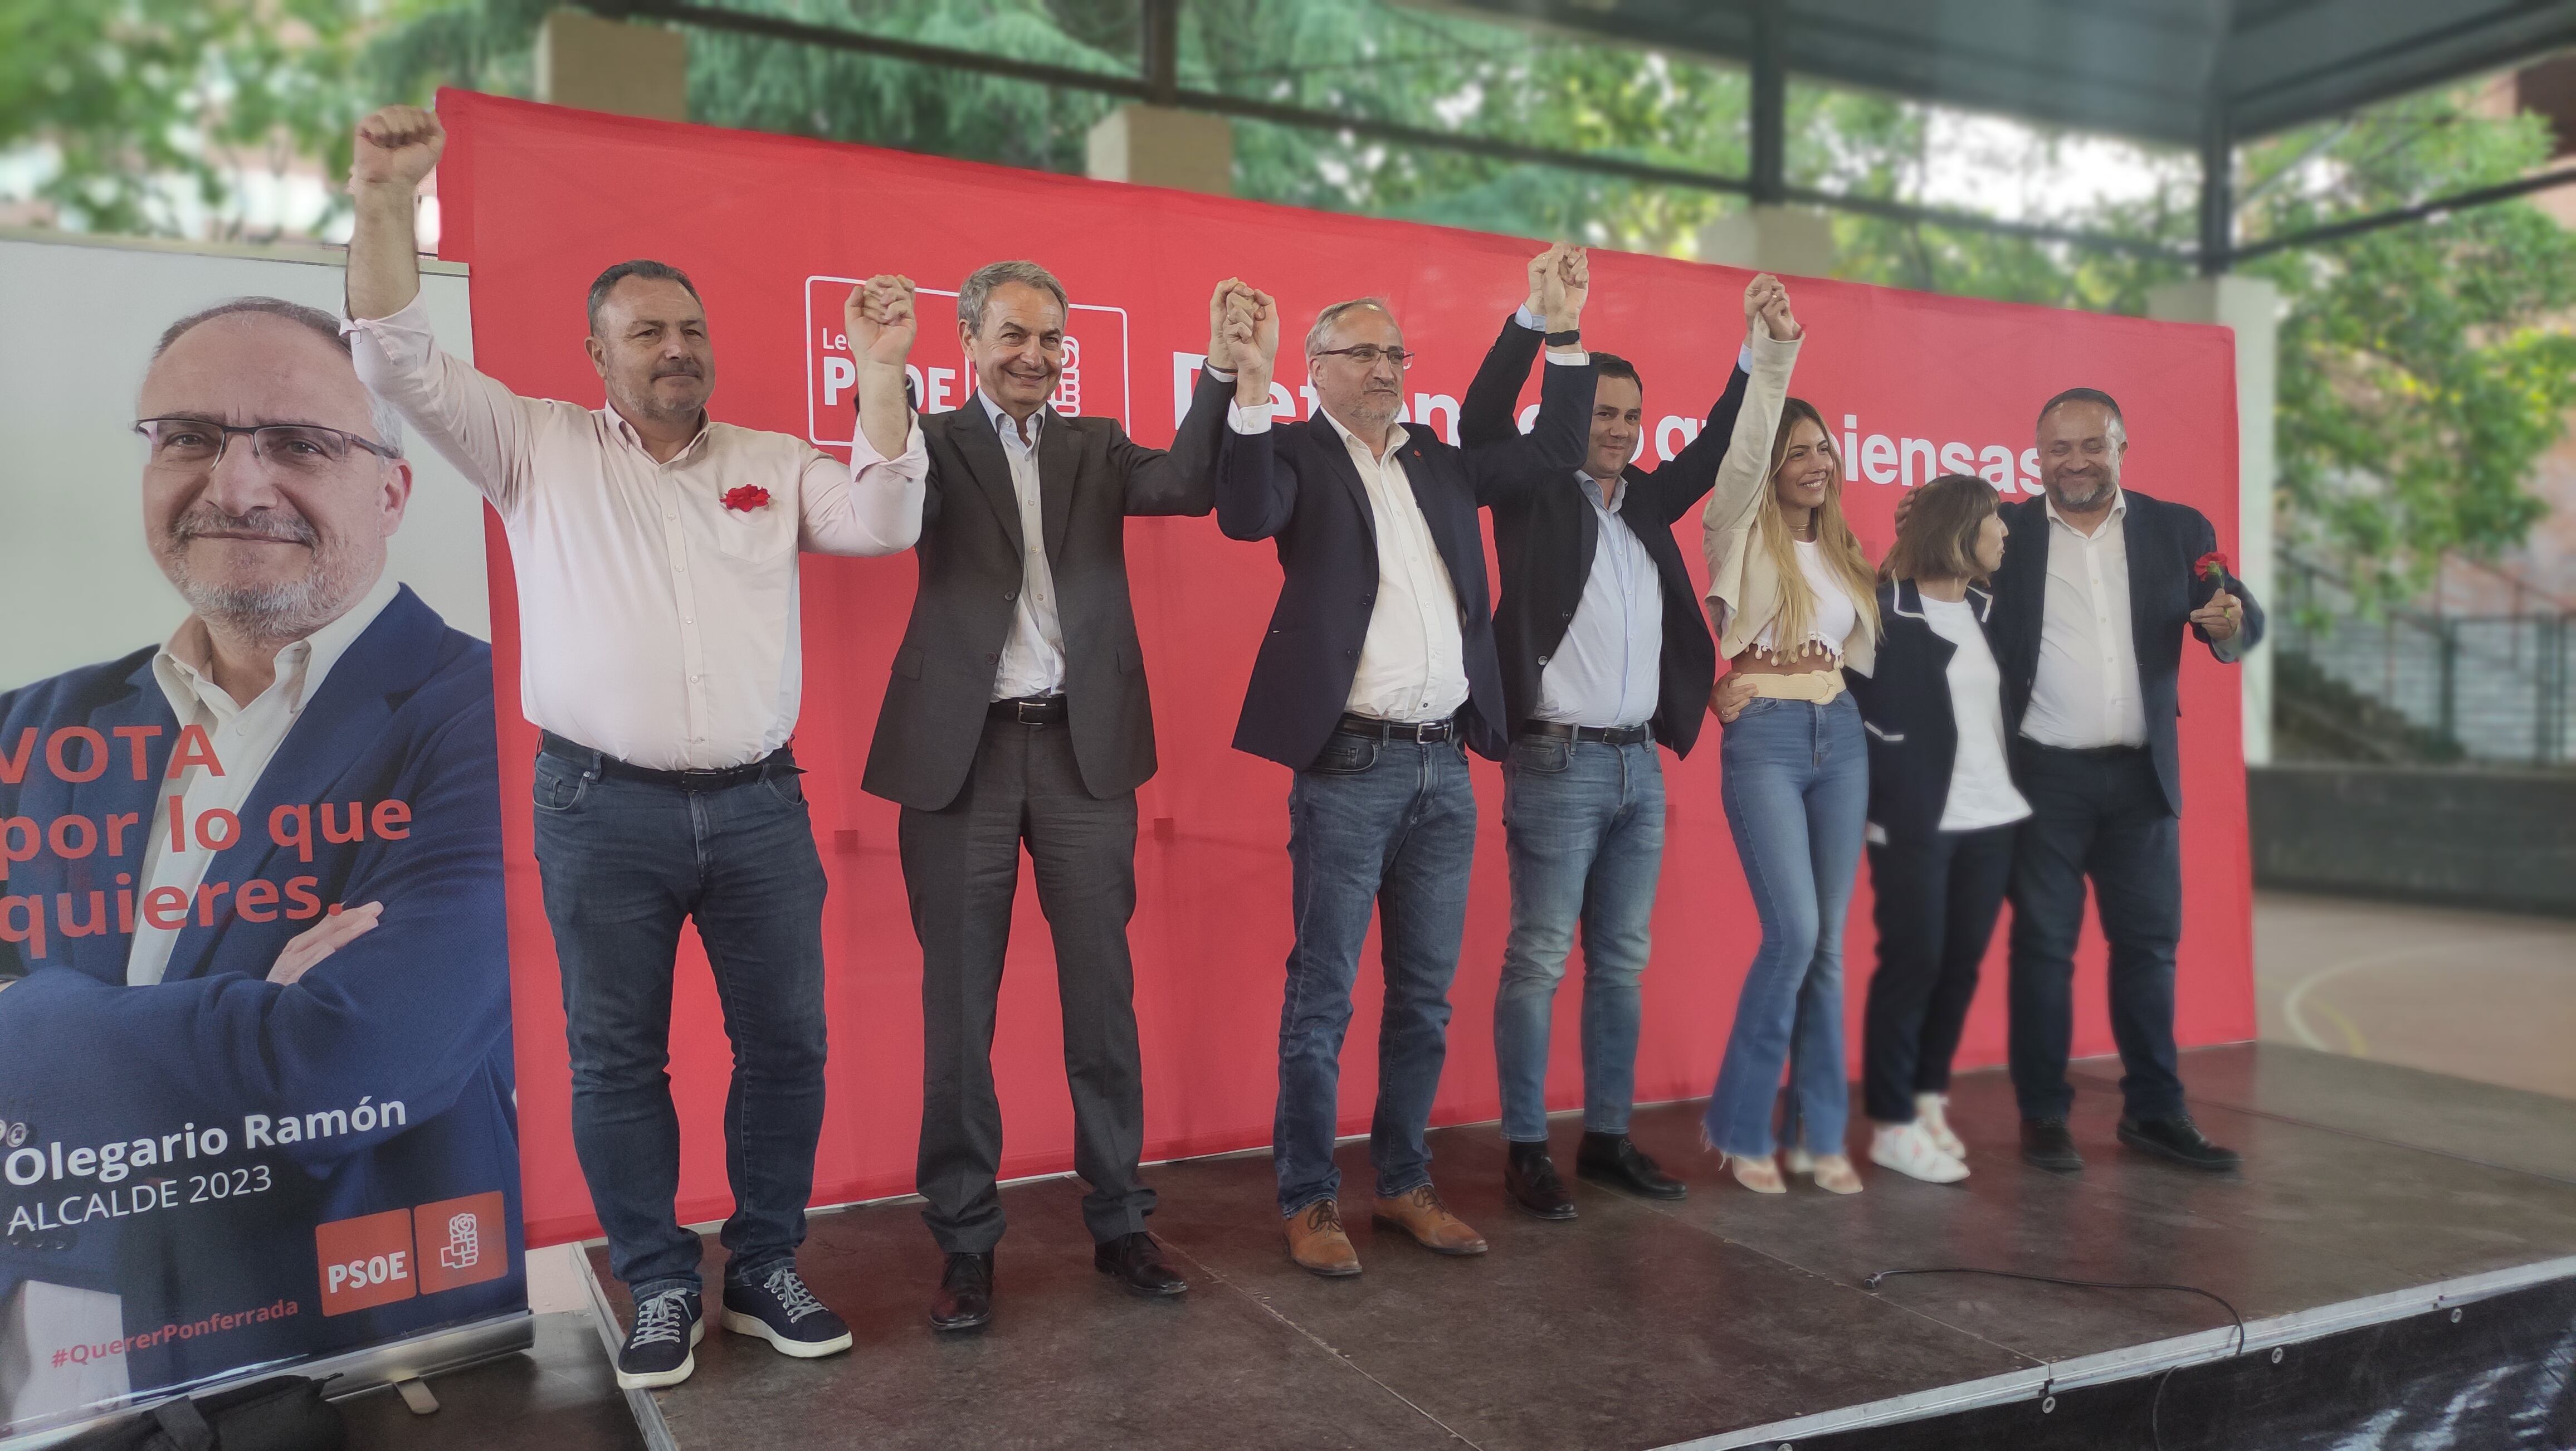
57, 1374, 344, 1451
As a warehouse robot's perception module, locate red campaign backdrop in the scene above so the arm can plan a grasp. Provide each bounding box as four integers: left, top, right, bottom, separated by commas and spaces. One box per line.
432, 91, 2257, 1247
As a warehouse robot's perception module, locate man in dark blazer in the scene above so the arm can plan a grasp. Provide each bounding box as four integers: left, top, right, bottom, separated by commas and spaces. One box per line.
0, 298, 516, 1425
1456, 248, 1759, 1220
855, 264, 1235, 1331
1212, 263, 1591, 1276
1982, 387, 2262, 1175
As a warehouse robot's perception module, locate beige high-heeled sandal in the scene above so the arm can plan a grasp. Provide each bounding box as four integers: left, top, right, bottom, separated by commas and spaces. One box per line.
1703, 1128, 1787, 1194
1720, 1153, 1785, 1194
1807, 1153, 1864, 1195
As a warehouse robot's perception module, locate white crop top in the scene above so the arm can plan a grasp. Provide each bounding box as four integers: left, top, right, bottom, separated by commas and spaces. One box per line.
1722, 539, 1860, 661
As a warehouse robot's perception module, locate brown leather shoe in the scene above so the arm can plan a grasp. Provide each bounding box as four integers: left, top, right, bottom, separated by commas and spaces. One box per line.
1284, 1199, 1362, 1277
1370, 1185, 1489, 1256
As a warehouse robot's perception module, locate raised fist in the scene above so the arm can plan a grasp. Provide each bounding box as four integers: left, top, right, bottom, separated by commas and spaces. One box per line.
1540, 245, 1588, 332
1209, 278, 1251, 372
352, 105, 445, 191
1228, 284, 1281, 377
1523, 243, 1562, 318
1744, 272, 1801, 341
845, 274, 918, 368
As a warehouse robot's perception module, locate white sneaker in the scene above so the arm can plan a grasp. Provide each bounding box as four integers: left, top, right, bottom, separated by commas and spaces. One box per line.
1916, 1093, 1967, 1160
1871, 1122, 1969, 1184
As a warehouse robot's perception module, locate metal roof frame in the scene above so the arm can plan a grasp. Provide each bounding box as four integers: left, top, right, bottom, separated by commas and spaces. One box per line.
587, 0, 2576, 272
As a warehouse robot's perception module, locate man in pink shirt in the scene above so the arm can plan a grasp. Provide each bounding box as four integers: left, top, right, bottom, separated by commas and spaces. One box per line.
340, 104, 926, 1391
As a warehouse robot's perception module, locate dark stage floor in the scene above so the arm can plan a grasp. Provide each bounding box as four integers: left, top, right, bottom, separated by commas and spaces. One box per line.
340, 1043, 2576, 1450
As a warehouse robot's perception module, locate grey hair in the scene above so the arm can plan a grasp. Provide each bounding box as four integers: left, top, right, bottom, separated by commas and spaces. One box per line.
1305, 297, 1401, 357
956, 260, 1069, 335
153, 297, 404, 456
587, 259, 702, 335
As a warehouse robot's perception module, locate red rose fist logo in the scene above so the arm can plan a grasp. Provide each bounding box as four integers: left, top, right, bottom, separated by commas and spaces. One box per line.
722, 485, 772, 512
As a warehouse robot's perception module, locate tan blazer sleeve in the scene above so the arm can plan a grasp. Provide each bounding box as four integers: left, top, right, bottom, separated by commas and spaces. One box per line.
1698, 328, 1803, 574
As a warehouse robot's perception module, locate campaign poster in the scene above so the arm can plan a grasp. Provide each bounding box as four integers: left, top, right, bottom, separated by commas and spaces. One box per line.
0, 235, 525, 1438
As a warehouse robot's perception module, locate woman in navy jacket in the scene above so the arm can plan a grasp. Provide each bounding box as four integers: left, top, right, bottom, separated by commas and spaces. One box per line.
1844, 474, 2030, 1183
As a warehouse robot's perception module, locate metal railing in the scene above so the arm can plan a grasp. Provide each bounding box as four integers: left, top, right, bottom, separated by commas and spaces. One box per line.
2275, 553, 2573, 766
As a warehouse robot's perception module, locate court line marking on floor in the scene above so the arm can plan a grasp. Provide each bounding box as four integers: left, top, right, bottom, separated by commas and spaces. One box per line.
2278, 932, 2571, 1058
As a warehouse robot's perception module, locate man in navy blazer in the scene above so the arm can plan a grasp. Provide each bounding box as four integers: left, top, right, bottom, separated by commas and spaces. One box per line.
0, 299, 516, 1425
1211, 267, 1591, 1276
1980, 387, 2262, 1176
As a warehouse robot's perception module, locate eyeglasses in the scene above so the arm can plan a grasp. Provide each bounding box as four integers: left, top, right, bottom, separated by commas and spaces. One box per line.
1311, 345, 1415, 368
134, 417, 401, 473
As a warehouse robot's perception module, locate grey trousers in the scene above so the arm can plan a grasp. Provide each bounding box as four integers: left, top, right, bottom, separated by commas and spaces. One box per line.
899, 715, 1154, 1253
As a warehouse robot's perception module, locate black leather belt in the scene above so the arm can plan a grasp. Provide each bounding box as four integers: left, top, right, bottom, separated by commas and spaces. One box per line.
1336, 712, 1455, 743
2022, 740, 2146, 762
990, 694, 1068, 725
1520, 722, 1653, 746
540, 732, 784, 790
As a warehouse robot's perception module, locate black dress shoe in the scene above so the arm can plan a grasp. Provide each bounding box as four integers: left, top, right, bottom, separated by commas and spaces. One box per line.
1577, 1131, 1687, 1200
928, 1251, 993, 1332
1504, 1142, 1577, 1220
2021, 1118, 2085, 1174
1094, 1232, 1188, 1296
2119, 1114, 2241, 1172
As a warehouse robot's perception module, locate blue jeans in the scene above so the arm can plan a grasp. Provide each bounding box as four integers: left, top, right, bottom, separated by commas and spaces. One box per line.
1704, 694, 1868, 1158
1274, 731, 1476, 1215
1494, 736, 1665, 1143
531, 745, 830, 1300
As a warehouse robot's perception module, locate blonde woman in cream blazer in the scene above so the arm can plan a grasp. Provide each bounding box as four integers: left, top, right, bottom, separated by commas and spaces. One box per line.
1697, 276, 1883, 1196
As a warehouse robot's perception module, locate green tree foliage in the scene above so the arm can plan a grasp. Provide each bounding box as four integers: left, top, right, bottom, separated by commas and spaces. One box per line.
7, 0, 2571, 597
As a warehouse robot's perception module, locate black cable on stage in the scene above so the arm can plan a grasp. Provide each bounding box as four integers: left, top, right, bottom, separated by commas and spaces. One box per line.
1862, 1267, 2249, 1451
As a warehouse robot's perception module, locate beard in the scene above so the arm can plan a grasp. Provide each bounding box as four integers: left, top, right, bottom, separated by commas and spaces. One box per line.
2052, 472, 2117, 511
157, 505, 365, 642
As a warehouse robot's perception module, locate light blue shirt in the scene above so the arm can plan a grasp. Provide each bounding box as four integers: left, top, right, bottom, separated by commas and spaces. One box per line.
1535, 470, 1664, 728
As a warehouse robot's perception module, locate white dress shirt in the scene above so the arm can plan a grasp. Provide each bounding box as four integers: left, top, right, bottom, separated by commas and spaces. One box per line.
1919, 595, 2032, 831
345, 296, 928, 771
978, 392, 1068, 699
1536, 470, 1662, 728
2021, 490, 2148, 749
128, 576, 401, 985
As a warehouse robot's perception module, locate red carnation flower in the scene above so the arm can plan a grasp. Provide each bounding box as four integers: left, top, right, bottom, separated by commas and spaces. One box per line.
721, 485, 772, 512
2196, 550, 2231, 581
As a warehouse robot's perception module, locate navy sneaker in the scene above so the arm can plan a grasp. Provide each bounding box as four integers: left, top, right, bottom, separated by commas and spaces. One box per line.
615, 1287, 702, 1390
721, 1264, 853, 1358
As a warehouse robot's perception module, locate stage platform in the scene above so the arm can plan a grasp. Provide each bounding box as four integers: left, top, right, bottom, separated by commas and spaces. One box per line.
544, 1044, 2574, 1451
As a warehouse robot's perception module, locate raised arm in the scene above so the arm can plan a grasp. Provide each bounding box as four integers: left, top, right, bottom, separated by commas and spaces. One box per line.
1458, 246, 1560, 450
1699, 275, 1804, 556
1214, 284, 1299, 541
1643, 356, 1753, 527
341, 105, 548, 514
808, 274, 928, 556
1468, 245, 1593, 495
1110, 280, 1251, 517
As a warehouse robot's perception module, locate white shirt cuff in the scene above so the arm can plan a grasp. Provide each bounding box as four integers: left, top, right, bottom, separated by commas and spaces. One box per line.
1203, 364, 1237, 383
1544, 349, 1590, 366
339, 293, 438, 373
1513, 304, 1545, 332
1737, 344, 1753, 371
1227, 401, 1274, 434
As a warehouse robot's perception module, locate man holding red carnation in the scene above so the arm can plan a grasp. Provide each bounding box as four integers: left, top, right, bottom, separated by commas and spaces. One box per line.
338, 104, 928, 1390
1980, 387, 2261, 1176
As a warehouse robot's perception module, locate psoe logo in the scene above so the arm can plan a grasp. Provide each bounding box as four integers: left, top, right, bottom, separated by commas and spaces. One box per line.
804, 275, 1130, 451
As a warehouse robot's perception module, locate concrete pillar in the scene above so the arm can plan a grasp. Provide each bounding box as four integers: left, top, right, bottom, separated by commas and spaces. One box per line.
535, 8, 688, 122
1697, 205, 1837, 278
2148, 274, 2281, 766
1086, 105, 1233, 196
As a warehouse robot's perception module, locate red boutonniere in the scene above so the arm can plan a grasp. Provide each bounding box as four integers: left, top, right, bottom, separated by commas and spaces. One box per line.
2196, 550, 2231, 582
721, 485, 772, 513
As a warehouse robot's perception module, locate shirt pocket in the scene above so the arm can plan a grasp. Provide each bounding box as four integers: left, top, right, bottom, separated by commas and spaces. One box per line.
708, 490, 798, 561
